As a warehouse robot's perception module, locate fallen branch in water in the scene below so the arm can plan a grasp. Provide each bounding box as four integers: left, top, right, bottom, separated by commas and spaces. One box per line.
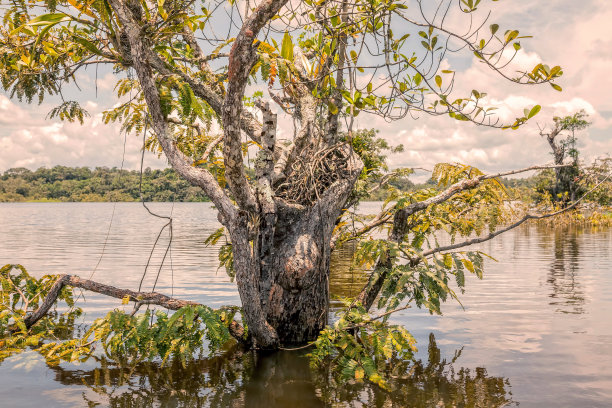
23, 275, 247, 343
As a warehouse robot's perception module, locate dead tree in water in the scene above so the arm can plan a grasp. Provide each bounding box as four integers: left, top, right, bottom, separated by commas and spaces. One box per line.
540, 111, 590, 204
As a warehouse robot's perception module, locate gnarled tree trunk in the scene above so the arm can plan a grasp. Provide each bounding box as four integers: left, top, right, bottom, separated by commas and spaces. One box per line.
231, 148, 362, 346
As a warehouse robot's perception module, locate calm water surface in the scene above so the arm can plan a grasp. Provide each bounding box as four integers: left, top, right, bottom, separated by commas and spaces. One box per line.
1, 202, 611, 407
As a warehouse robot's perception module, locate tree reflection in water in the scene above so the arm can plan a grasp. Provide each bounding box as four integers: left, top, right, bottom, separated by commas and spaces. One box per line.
539, 225, 586, 314
48, 333, 515, 407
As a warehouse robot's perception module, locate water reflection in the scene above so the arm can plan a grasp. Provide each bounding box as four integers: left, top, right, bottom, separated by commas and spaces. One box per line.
3, 204, 612, 406
546, 227, 586, 314
45, 334, 514, 408
328, 241, 368, 307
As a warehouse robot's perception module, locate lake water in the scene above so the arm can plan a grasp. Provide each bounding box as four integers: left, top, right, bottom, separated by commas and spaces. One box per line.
1, 202, 611, 407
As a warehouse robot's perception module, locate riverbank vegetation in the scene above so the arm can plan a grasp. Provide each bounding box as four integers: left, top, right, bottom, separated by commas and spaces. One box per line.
0, 166, 210, 202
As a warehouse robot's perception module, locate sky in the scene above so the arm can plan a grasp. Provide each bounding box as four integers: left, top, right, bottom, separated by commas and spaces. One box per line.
1, 0, 611, 181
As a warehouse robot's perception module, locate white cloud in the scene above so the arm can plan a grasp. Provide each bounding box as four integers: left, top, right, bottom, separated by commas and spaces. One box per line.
0, 96, 164, 171
550, 98, 596, 116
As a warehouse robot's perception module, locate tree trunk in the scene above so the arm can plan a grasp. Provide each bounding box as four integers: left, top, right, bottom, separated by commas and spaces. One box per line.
230, 213, 335, 346
263, 206, 333, 344
232, 149, 362, 346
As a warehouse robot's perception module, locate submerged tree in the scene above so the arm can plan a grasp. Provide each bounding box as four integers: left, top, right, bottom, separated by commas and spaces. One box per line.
0, 0, 576, 384
539, 110, 590, 204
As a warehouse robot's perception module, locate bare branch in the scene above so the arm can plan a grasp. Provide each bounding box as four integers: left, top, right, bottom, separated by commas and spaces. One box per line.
166, 117, 204, 135
481, 164, 571, 180
201, 135, 224, 162
421, 170, 612, 258
343, 304, 412, 331
331, 211, 392, 250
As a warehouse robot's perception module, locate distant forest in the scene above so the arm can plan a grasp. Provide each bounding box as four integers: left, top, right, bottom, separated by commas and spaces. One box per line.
0, 166, 211, 202
0, 165, 544, 203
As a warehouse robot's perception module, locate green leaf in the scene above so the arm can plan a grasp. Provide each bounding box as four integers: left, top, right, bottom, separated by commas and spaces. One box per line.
550, 83, 563, 92
27, 13, 72, 26
72, 35, 104, 56
461, 259, 475, 273
528, 105, 541, 119
414, 73, 422, 86
10, 13, 72, 35
435, 75, 442, 88
505, 30, 519, 44
281, 32, 294, 61
328, 101, 338, 115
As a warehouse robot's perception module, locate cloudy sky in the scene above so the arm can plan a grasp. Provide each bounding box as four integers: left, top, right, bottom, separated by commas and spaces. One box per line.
1, 0, 611, 181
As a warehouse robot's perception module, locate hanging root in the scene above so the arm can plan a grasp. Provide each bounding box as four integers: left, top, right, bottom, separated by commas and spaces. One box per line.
274, 144, 352, 205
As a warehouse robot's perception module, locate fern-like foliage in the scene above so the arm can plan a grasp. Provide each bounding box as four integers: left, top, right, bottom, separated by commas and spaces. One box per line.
1, 264, 236, 369
47, 100, 90, 124
310, 300, 417, 390
0, 264, 81, 363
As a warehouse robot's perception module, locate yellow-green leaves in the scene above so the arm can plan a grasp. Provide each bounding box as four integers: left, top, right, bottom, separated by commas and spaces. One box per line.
281, 32, 294, 61
309, 308, 417, 391
328, 101, 339, 115
10, 13, 72, 36
47, 101, 90, 124
414, 73, 422, 86
1, 264, 82, 364
23, 13, 72, 27
504, 30, 519, 44
435, 75, 442, 88
71, 35, 104, 56
527, 104, 541, 119
551, 83, 563, 92
461, 0, 482, 12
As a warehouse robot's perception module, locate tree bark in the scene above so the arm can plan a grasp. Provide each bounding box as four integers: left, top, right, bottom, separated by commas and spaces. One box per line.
260, 148, 362, 344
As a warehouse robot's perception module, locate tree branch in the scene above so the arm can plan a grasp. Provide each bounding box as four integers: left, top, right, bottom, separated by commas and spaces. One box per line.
357, 163, 579, 311
23, 275, 247, 344
330, 211, 392, 250
420, 170, 612, 259
107, 0, 237, 224
391, 164, 572, 240
222, 0, 290, 212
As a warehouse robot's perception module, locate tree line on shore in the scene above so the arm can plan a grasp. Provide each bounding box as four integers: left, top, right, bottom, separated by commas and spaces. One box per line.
0, 166, 211, 202
2, 163, 610, 206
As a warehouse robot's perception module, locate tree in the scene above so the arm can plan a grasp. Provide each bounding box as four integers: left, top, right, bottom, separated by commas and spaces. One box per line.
1, 0, 569, 376
539, 110, 590, 204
